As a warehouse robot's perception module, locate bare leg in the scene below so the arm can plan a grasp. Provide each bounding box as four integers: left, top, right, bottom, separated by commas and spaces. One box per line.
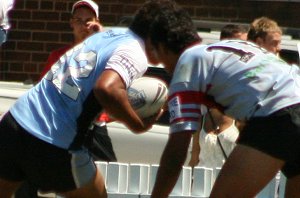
59, 168, 107, 198
210, 145, 284, 198
285, 175, 300, 198
0, 178, 22, 198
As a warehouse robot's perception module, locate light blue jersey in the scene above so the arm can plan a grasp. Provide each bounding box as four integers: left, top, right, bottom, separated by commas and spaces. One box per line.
10, 28, 148, 149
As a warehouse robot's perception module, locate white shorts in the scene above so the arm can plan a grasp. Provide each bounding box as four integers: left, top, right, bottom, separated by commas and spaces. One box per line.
199, 121, 239, 168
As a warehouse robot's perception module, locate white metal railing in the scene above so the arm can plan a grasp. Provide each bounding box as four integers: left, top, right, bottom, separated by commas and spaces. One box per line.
92, 161, 285, 198
39, 160, 286, 198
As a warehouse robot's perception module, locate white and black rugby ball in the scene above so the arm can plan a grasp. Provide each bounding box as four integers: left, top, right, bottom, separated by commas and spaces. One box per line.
128, 77, 168, 118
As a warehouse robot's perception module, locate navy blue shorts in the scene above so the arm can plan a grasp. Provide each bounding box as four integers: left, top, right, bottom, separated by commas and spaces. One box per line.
238, 103, 300, 178
0, 112, 96, 192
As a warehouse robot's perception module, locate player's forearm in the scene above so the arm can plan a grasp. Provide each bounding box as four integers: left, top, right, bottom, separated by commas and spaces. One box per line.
95, 88, 145, 132
94, 70, 147, 132
151, 157, 183, 198
151, 133, 192, 197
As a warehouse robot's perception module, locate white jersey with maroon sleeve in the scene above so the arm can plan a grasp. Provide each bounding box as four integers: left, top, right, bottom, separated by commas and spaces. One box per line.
168, 40, 300, 134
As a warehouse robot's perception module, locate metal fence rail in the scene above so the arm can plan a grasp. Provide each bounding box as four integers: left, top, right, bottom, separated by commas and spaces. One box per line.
92, 162, 284, 198
42, 161, 285, 198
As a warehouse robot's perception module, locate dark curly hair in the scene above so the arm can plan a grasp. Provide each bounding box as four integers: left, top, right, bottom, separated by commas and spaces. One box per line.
148, 1, 201, 54
129, 0, 169, 40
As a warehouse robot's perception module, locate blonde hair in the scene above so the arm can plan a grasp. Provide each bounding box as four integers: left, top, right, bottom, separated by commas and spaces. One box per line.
247, 17, 282, 41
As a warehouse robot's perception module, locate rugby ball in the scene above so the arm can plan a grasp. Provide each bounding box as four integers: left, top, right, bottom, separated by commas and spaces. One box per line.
128, 77, 168, 118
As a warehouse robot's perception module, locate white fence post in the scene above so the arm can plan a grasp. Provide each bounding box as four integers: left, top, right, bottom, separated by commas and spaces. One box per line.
148, 164, 159, 194
191, 167, 213, 197
106, 162, 128, 194
170, 166, 192, 196
278, 172, 286, 198
95, 161, 108, 186
127, 163, 150, 195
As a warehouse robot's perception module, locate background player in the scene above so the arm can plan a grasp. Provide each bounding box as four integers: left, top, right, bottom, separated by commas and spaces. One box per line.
189, 23, 246, 169
247, 16, 282, 56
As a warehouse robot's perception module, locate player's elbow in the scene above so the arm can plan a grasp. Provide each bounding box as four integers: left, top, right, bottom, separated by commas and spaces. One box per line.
93, 83, 110, 104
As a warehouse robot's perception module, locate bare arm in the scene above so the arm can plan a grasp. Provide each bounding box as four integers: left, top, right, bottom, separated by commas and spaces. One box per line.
188, 129, 200, 167
151, 131, 193, 198
93, 69, 150, 133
